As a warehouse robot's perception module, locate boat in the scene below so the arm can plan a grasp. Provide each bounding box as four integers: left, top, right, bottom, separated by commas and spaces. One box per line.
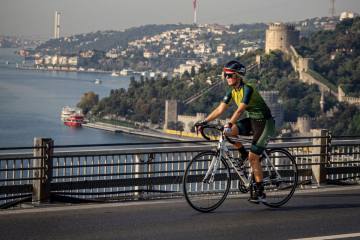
94, 79, 102, 84
111, 71, 119, 77
61, 106, 84, 127
63, 114, 84, 127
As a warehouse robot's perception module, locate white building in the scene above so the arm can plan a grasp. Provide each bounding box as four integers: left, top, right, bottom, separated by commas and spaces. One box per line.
217, 44, 226, 54
58, 56, 68, 65
68, 56, 79, 66
340, 11, 355, 21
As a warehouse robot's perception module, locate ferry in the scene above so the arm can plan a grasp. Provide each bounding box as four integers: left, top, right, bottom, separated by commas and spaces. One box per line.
64, 114, 84, 127
61, 106, 84, 127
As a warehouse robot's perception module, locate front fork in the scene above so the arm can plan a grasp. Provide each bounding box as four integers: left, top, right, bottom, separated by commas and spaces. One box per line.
202, 141, 224, 184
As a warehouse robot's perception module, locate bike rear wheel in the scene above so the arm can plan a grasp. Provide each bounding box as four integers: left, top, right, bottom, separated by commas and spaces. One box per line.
183, 151, 231, 213
261, 148, 298, 207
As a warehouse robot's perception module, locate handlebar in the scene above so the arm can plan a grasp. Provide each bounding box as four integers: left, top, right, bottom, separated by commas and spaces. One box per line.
196, 123, 253, 144
196, 123, 223, 141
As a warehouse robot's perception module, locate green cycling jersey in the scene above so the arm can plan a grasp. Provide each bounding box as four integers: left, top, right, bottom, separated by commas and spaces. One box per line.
222, 82, 272, 120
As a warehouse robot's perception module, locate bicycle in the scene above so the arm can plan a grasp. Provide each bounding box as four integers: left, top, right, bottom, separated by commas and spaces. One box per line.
183, 123, 298, 212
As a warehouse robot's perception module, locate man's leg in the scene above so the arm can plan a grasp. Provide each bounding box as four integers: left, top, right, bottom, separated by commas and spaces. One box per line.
230, 119, 251, 160
248, 151, 266, 203
248, 119, 269, 203
248, 152, 263, 182
228, 124, 248, 160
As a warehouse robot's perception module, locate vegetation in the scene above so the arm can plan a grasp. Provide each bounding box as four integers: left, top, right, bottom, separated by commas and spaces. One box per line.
77, 92, 99, 115
36, 24, 190, 54
75, 19, 360, 135
85, 51, 320, 124
297, 17, 360, 96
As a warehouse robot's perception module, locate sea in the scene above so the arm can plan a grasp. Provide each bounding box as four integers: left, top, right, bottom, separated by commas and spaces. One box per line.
0, 48, 162, 148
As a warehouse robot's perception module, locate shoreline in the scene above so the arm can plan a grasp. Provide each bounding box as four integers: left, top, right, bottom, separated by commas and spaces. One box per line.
83, 122, 201, 141
16, 65, 113, 74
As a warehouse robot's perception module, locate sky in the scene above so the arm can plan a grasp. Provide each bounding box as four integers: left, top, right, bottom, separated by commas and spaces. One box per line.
1, 0, 360, 40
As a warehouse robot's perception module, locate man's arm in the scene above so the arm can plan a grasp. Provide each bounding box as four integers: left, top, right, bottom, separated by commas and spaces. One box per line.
229, 103, 247, 124
205, 102, 229, 122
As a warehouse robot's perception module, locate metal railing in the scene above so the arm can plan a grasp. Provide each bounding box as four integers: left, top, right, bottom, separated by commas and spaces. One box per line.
1, 131, 359, 208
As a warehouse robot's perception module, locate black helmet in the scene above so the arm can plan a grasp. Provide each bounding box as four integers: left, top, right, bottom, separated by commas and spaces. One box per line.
223, 60, 246, 76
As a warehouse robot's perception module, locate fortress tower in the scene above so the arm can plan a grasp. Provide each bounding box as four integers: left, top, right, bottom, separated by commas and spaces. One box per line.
164, 100, 178, 129
265, 23, 299, 54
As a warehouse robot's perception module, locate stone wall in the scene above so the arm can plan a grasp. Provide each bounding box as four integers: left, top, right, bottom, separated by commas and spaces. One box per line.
178, 113, 206, 132
338, 85, 360, 105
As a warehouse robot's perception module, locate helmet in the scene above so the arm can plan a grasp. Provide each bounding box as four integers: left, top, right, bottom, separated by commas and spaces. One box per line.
223, 60, 246, 76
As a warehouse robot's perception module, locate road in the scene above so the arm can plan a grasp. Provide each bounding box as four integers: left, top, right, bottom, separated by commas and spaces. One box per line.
1, 186, 360, 240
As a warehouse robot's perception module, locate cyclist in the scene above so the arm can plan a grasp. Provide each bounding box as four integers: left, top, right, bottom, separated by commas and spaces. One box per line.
195, 60, 275, 203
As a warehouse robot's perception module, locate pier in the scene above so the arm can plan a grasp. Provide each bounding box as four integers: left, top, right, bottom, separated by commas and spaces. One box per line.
83, 121, 201, 141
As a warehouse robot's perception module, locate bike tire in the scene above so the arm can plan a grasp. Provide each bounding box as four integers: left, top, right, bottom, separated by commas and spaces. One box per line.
183, 151, 231, 213
261, 148, 298, 208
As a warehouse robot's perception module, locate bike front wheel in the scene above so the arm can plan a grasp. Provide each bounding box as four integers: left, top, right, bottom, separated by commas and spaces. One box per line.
183, 151, 231, 213
261, 148, 298, 208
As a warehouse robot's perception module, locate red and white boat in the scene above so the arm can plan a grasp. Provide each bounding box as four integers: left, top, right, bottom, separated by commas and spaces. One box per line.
61, 106, 84, 127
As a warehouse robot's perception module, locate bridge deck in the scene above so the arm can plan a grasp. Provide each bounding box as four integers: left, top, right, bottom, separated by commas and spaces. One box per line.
1, 185, 359, 240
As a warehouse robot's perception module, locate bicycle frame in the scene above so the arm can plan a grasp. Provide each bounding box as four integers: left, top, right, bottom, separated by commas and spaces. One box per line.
202, 132, 283, 189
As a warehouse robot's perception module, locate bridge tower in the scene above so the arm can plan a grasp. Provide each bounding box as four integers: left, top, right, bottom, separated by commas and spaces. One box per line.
54, 11, 61, 39
329, 0, 336, 17
193, 0, 198, 25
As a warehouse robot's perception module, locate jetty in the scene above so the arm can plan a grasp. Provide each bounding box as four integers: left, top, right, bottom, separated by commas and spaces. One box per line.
83, 122, 199, 141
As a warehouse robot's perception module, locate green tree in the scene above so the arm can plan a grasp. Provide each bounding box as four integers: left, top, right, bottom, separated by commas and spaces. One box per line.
77, 92, 99, 114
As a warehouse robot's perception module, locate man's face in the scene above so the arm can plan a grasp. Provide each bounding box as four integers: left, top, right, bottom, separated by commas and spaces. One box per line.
224, 72, 241, 87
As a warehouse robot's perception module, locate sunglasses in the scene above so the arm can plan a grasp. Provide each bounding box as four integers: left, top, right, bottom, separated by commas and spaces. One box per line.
223, 72, 237, 79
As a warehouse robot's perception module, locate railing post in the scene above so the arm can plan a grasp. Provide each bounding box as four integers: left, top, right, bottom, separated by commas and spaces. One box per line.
134, 154, 144, 200
32, 138, 53, 203
311, 129, 328, 186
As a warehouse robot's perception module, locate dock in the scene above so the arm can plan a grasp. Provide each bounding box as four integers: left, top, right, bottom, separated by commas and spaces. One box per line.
83, 122, 198, 141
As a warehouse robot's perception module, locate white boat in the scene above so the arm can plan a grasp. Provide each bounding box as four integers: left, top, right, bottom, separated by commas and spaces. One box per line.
111, 71, 119, 77
61, 106, 83, 122
94, 79, 102, 84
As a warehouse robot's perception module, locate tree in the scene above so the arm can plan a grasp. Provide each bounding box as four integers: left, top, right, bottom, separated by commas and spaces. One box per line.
77, 92, 99, 114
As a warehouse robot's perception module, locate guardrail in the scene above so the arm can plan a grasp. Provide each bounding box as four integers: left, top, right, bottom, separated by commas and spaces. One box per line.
1, 130, 359, 209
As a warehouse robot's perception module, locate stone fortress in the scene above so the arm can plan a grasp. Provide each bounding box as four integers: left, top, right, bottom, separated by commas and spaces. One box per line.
265, 21, 360, 135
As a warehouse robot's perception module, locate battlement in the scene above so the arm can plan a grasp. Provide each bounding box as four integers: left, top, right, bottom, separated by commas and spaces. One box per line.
268, 22, 296, 31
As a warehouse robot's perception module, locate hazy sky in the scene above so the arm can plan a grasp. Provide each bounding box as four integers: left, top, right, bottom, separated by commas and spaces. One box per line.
1, 0, 359, 40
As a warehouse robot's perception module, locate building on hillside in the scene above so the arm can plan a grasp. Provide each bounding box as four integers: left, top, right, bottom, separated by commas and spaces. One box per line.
340, 11, 356, 21
67, 56, 79, 66
173, 61, 201, 75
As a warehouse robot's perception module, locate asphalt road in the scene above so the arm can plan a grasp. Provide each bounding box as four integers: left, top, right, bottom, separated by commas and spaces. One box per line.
1, 186, 360, 240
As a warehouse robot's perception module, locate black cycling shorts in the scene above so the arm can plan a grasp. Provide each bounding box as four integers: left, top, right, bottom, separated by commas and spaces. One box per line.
235, 118, 275, 155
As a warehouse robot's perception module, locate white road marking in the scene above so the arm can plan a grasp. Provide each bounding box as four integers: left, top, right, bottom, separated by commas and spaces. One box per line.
290, 232, 360, 240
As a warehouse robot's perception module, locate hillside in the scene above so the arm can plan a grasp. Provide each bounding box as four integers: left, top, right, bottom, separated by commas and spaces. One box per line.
86, 51, 322, 123
36, 24, 190, 54
297, 17, 360, 96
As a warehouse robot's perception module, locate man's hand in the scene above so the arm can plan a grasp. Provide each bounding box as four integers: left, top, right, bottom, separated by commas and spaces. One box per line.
194, 120, 208, 134
223, 122, 233, 135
